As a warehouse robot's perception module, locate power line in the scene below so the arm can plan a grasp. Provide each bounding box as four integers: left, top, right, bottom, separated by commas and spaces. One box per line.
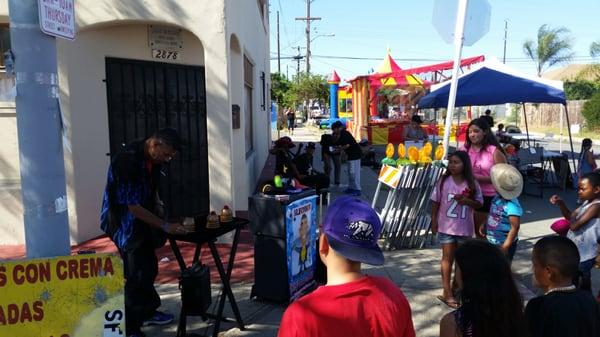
311, 57, 356, 75
271, 52, 597, 63
282, 33, 305, 51
277, 0, 290, 48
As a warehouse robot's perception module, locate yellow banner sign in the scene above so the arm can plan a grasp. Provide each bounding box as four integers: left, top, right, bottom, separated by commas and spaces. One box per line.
0, 253, 125, 337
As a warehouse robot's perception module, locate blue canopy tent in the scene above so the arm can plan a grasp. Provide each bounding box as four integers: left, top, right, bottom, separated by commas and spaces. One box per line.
417, 58, 575, 168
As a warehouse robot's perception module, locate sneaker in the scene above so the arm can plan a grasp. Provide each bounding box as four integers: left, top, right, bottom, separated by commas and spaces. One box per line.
350, 190, 362, 197
142, 311, 174, 326
343, 188, 355, 194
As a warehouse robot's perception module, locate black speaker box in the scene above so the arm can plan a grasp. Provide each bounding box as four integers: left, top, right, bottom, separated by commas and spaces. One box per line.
252, 235, 290, 302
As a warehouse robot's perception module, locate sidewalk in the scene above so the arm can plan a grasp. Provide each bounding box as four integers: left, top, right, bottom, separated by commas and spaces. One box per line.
142, 125, 600, 337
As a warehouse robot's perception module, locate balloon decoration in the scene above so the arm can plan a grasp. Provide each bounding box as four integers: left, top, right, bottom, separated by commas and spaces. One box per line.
397, 143, 406, 158
434, 145, 445, 161
381, 143, 398, 166
381, 141, 446, 168
407, 146, 419, 162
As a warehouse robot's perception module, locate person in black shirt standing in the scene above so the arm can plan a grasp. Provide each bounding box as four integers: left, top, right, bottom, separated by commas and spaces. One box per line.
286, 109, 296, 134
525, 235, 600, 337
100, 128, 188, 337
332, 121, 362, 196
320, 134, 341, 185
481, 109, 494, 128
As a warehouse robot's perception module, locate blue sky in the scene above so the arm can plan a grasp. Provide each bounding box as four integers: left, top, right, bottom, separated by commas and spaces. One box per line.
269, 0, 599, 81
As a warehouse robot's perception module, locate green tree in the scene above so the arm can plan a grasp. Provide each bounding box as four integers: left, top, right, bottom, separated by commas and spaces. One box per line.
507, 104, 520, 125
582, 91, 600, 130
583, 40, 600, 80
564, 79, 600, 100
288, 72, 329, 114
591, 40, 600, 58
270, 72, 292, 106
523, 24, 574, 76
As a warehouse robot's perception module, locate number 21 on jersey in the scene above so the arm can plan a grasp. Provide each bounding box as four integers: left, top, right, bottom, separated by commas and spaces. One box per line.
446, 194, 467, 219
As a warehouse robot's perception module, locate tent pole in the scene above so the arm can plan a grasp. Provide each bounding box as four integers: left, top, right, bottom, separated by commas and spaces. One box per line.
441, 0, 468, 157
559, 107, 563, 153
522, 103, 531, 148
456, 107, 460, 147
564, 104, 577, 172
434, 108, 438, 144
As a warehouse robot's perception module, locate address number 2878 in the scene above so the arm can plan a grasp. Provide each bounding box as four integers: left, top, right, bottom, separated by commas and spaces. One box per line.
152, 49, 179, 60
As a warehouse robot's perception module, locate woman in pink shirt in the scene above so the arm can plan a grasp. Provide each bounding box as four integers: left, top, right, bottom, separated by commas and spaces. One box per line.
461, 118, 507, 238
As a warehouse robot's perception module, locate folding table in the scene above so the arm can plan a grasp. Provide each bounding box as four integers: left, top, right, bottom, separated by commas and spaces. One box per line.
167, 217, 248, 337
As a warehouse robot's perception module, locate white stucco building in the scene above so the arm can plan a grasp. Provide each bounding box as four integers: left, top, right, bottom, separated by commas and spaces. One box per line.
0, 0, 272, 245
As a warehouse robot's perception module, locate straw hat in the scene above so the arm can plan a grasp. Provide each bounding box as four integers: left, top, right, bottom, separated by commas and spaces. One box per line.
490, 163, 523, 200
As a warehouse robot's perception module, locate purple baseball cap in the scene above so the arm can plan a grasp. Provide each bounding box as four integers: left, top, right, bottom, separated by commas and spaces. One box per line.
322, 196, 384, 266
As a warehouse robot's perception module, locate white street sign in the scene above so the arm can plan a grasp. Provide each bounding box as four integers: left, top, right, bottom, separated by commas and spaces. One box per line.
433, 0, 490, 46
38, 0, 75, 40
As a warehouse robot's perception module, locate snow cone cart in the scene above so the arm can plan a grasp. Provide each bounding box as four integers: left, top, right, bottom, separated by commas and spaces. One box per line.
371, 142, 446, 249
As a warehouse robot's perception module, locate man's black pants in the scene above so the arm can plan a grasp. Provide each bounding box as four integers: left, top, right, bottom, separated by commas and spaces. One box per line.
120, 242, 161, 335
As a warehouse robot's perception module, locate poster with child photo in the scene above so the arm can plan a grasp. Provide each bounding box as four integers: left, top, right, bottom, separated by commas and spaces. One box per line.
285, 196, 318, 300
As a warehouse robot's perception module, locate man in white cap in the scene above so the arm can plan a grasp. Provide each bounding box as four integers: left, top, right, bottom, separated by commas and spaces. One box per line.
277, 196, 415, 337
481, 163, 523, 261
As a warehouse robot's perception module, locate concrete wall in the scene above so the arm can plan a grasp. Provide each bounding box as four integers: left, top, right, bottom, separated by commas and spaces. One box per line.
0, 100, 16, 182
0, 3, 21, 244
0, 100, 22, 244
519, 101, 586, 130
225, 0, 271, 211
0, 0, 271, 245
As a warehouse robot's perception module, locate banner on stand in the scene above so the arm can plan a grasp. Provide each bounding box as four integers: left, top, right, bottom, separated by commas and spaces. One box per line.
285, 195, 318, 301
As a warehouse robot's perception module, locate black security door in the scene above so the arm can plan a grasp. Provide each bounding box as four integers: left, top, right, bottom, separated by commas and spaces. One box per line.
105, 57, 209, 218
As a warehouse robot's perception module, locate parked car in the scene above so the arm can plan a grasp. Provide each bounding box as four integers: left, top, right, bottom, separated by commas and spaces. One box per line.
318, 117, 348, 129
309, 106, 324, 118
505, 125, 522, 134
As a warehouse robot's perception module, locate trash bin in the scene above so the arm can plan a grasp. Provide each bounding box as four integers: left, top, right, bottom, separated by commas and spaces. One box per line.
249, 189, 318, 302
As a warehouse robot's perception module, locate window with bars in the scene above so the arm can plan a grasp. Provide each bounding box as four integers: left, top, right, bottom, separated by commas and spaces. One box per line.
244, 55, 254, 155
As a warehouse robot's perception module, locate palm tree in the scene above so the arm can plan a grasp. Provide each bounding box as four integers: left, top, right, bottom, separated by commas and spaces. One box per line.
523, 24, 574, 76
583, 40, 600, 80
591, 40, 600, 58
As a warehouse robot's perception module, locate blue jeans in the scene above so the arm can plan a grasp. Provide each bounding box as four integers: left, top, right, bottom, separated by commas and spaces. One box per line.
438, 232, 470, 245
347, 159, 361, 191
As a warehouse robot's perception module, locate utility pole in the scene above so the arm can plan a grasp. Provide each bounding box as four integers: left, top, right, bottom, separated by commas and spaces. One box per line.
293, 46, 303, 82
502, 19, 508, 64
9, 0, 70, 258
296, 0, 320, 75
277, 11, 281, 73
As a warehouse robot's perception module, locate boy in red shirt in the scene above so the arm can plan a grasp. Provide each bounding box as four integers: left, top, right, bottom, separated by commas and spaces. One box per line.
278, 196, 415, 337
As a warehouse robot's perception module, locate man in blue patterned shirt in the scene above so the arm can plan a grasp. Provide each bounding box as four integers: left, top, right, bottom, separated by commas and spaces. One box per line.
100, 128, 187, 337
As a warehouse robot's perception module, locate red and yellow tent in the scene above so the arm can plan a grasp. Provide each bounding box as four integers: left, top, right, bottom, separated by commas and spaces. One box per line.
345, 52, 485, 144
